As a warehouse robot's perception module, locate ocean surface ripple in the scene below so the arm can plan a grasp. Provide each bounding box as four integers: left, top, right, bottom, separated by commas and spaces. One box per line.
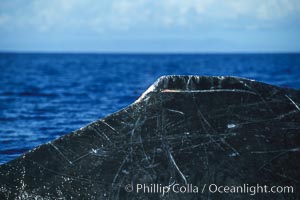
0, 53, 299, 164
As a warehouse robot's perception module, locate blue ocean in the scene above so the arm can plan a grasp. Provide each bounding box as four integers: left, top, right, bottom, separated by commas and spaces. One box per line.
0, 53, 299, 164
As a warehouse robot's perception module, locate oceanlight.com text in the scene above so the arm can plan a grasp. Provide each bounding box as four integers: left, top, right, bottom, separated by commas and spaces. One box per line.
124, 183, 294, 196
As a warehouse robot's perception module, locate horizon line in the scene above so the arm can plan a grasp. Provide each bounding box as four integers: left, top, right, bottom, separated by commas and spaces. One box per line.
0, 51, 300, 55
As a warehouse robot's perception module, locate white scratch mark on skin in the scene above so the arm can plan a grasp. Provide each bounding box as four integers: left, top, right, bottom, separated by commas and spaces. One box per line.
100, 120, 119, 134
90, 126, 112, 143
285, 95, 300, 111
71, 152, 91, 163
50, 143, 73, 165
240, 81, 273, 114
251, 147, 300, 154
161, 89, 258, 95
168, 150, 188, 185
66, 148, 108, 164
220, 138, 240, 157
235, 109, 299, 125
112, 155, 128, 188
166, 109, 185, 115
276, 110, 300, 120
257, 148, 300, 171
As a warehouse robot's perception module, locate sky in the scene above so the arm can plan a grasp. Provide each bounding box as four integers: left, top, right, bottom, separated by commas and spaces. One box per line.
0, 0, 300, 53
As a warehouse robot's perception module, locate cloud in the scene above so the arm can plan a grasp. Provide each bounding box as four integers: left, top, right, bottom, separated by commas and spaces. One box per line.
0, 0, 300, 52
0, 14, 9, 25
1, 0, 299, 34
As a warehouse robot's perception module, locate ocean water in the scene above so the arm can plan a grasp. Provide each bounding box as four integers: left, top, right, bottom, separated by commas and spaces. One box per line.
0, 53, 300, 164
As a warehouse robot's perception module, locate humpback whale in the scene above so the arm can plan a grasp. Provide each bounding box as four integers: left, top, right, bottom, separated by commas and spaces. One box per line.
0, 76, 299, 199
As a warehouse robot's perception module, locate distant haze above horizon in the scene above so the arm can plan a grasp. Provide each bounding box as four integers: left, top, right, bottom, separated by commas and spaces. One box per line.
0, 0, 300, 52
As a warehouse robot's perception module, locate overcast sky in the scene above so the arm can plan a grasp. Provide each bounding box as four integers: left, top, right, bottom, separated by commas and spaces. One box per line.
0, 0, 300, 52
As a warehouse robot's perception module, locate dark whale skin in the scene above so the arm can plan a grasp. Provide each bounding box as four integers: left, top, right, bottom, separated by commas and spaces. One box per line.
0, 76, 299, 199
